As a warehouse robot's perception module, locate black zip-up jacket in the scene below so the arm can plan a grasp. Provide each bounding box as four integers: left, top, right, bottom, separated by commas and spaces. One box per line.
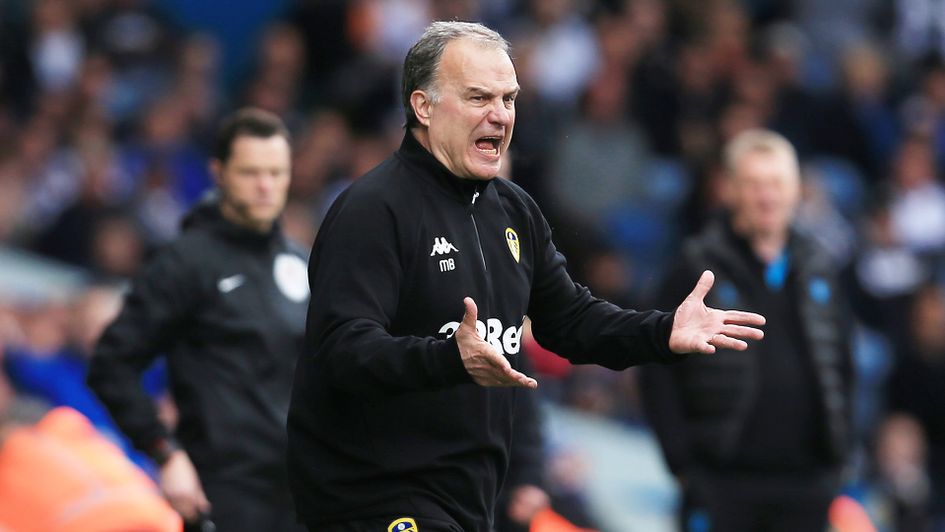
287, 132, 682, 531
640, 218, 852, 476
88, 199, 309, 490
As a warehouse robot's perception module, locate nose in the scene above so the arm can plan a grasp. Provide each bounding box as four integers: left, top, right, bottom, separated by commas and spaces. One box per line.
487, 100, 513, 127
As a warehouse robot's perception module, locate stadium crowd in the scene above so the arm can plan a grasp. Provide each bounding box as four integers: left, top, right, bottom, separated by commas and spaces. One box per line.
2, 0, 945, 530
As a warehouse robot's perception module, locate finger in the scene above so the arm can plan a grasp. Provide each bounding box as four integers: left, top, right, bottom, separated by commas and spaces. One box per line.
687, 270, 715, 301
503, 366, 538, 388
709, 334, 748, 351
196, 490, 211, 513
721, 324, 765, 341
484, 351, 538, 388
171, 497, 198, 522
462, 297, 479, 331
723, 310, 766, 326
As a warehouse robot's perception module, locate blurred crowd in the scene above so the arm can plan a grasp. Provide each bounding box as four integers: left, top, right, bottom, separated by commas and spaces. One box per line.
2, 0, 945, 529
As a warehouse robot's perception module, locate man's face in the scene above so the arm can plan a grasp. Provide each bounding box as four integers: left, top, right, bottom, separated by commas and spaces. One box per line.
422, 38, 519, 180
212, 134, 291, 232
728, 149, 799, 237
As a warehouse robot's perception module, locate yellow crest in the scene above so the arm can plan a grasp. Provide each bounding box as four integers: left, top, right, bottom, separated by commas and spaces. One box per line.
388, 517, 418, 532
505, 228, 520, 263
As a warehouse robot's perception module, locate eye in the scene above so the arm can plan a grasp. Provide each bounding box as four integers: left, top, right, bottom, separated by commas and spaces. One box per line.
471, 95, 484, 102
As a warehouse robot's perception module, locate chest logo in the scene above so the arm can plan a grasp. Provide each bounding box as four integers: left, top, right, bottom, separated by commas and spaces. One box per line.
505, 228, 520, 263
273, 253, 310, 303
430, 236, 459, 256
387, 518, 417, 532
217, 274, 246, 293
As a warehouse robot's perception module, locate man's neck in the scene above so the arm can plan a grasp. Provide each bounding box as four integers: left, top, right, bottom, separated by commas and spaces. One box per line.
218, 203, 272, 234
732, 218, 787, 264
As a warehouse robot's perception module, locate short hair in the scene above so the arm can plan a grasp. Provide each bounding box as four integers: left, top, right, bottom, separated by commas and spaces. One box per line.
213, 108, 290, 163
723, 128, 799, 178
402, 21, 511, 129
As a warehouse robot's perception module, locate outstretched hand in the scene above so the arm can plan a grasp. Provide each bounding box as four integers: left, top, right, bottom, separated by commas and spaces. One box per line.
457, 297, 538, 388
669, 270, 766, 354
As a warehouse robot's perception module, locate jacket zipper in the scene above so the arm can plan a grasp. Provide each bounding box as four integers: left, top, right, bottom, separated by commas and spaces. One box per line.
469, 188, 487, 272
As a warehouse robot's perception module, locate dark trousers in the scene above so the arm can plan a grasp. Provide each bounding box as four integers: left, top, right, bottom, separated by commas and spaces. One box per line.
681, 469, 839, 532
183, 480, 306, 532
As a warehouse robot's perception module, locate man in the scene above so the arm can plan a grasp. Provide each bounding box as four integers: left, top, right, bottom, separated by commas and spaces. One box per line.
88, 108, 308, 532
287, 22, 765, 532
641, 129, 852, 532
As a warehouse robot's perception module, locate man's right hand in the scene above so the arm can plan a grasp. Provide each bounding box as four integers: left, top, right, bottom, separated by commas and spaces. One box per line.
457, 297, 537, 388
160, 450, 211, 523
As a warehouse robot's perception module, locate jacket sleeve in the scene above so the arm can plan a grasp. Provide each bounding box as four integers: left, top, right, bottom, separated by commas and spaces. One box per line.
525, 202, 684, 369
87, 246, 197, 456
307, 190, 471, 396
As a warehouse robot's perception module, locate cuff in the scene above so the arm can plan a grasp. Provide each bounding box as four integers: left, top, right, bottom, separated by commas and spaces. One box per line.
147, 436, 181, 466
431, 336, 474, 387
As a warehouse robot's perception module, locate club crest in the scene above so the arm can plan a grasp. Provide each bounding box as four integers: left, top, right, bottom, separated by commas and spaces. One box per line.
505, 227, 520, 263
387, 517, 418, 532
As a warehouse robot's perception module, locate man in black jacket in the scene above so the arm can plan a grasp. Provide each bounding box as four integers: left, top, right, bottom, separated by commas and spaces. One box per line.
287, 21, 766, 532
88, 108, 308, 532
641, 129, 853, 532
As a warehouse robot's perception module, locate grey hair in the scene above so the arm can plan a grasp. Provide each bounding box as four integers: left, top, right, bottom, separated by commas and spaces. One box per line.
724, 128, 800, 178
402, 21, 511, 129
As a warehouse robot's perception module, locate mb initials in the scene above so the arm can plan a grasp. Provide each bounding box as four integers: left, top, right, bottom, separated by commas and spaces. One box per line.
439, 258, 455, 272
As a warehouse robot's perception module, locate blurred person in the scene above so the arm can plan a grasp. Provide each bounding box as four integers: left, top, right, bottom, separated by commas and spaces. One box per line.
849, 194, 928, 346
874, 413, 931, 531
3, 285, 164, 471
516, 0, 600, 108
547, 67, 652, 233
29, 0, 85, 93
122, 96, 212, 243
88, 108, 308, 532
641, 129, 852, 532
815, 42, 899, 182
888, 134, 945, 255
882, 283, 945, 529
0, 403, 182, 532
900, 55, 945, 169
287, 21, 765, 532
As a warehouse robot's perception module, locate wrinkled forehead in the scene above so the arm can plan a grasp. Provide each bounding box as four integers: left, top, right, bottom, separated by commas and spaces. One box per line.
437, 38, 519, 93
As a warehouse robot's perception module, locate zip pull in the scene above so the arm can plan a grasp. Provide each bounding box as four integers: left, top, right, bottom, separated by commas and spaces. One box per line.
471, 190, 480, 206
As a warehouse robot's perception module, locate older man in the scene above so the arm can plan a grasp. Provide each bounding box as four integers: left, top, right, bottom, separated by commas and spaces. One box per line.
287, 22, 765, 532
641, 129, 852, 532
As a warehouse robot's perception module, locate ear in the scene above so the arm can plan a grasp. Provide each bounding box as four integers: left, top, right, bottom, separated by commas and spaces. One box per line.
411, 90, 434, 127
209, 159, 223, 186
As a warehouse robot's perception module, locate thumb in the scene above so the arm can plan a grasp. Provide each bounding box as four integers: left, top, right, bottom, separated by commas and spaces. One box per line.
688, 270, 715, 302
462, 297, 479, 331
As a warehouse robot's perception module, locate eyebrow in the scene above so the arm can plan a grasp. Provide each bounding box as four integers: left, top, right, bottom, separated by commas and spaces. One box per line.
465, 85, 521, 97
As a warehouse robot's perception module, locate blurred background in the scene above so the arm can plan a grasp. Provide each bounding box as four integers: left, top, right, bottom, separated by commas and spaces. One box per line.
1, 0, 945, 530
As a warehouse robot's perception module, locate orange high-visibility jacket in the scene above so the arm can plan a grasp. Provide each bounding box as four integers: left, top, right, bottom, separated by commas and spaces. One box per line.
0, 406, 181, 532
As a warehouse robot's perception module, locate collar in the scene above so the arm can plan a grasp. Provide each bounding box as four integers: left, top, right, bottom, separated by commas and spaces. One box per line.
396, 130, 494, 205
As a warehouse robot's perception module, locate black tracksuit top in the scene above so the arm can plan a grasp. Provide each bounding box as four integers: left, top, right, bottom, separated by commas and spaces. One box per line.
88, 201, 309, 490
287, 132, 680, 531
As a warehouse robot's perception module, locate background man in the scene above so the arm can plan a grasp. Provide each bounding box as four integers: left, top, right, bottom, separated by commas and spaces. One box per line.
641, 129, 852, 532
288, 21, 765, 532
88, 108, 308, 532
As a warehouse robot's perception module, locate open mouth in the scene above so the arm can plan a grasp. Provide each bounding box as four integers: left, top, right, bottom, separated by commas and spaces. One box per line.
475, 136, 502, 157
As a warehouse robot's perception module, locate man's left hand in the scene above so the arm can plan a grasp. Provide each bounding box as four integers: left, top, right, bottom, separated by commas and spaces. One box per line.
669, 270, 766, 354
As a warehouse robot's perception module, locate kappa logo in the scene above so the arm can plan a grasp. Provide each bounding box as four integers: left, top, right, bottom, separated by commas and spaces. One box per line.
387, 517, 418, 532
430, 236, 459, 256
